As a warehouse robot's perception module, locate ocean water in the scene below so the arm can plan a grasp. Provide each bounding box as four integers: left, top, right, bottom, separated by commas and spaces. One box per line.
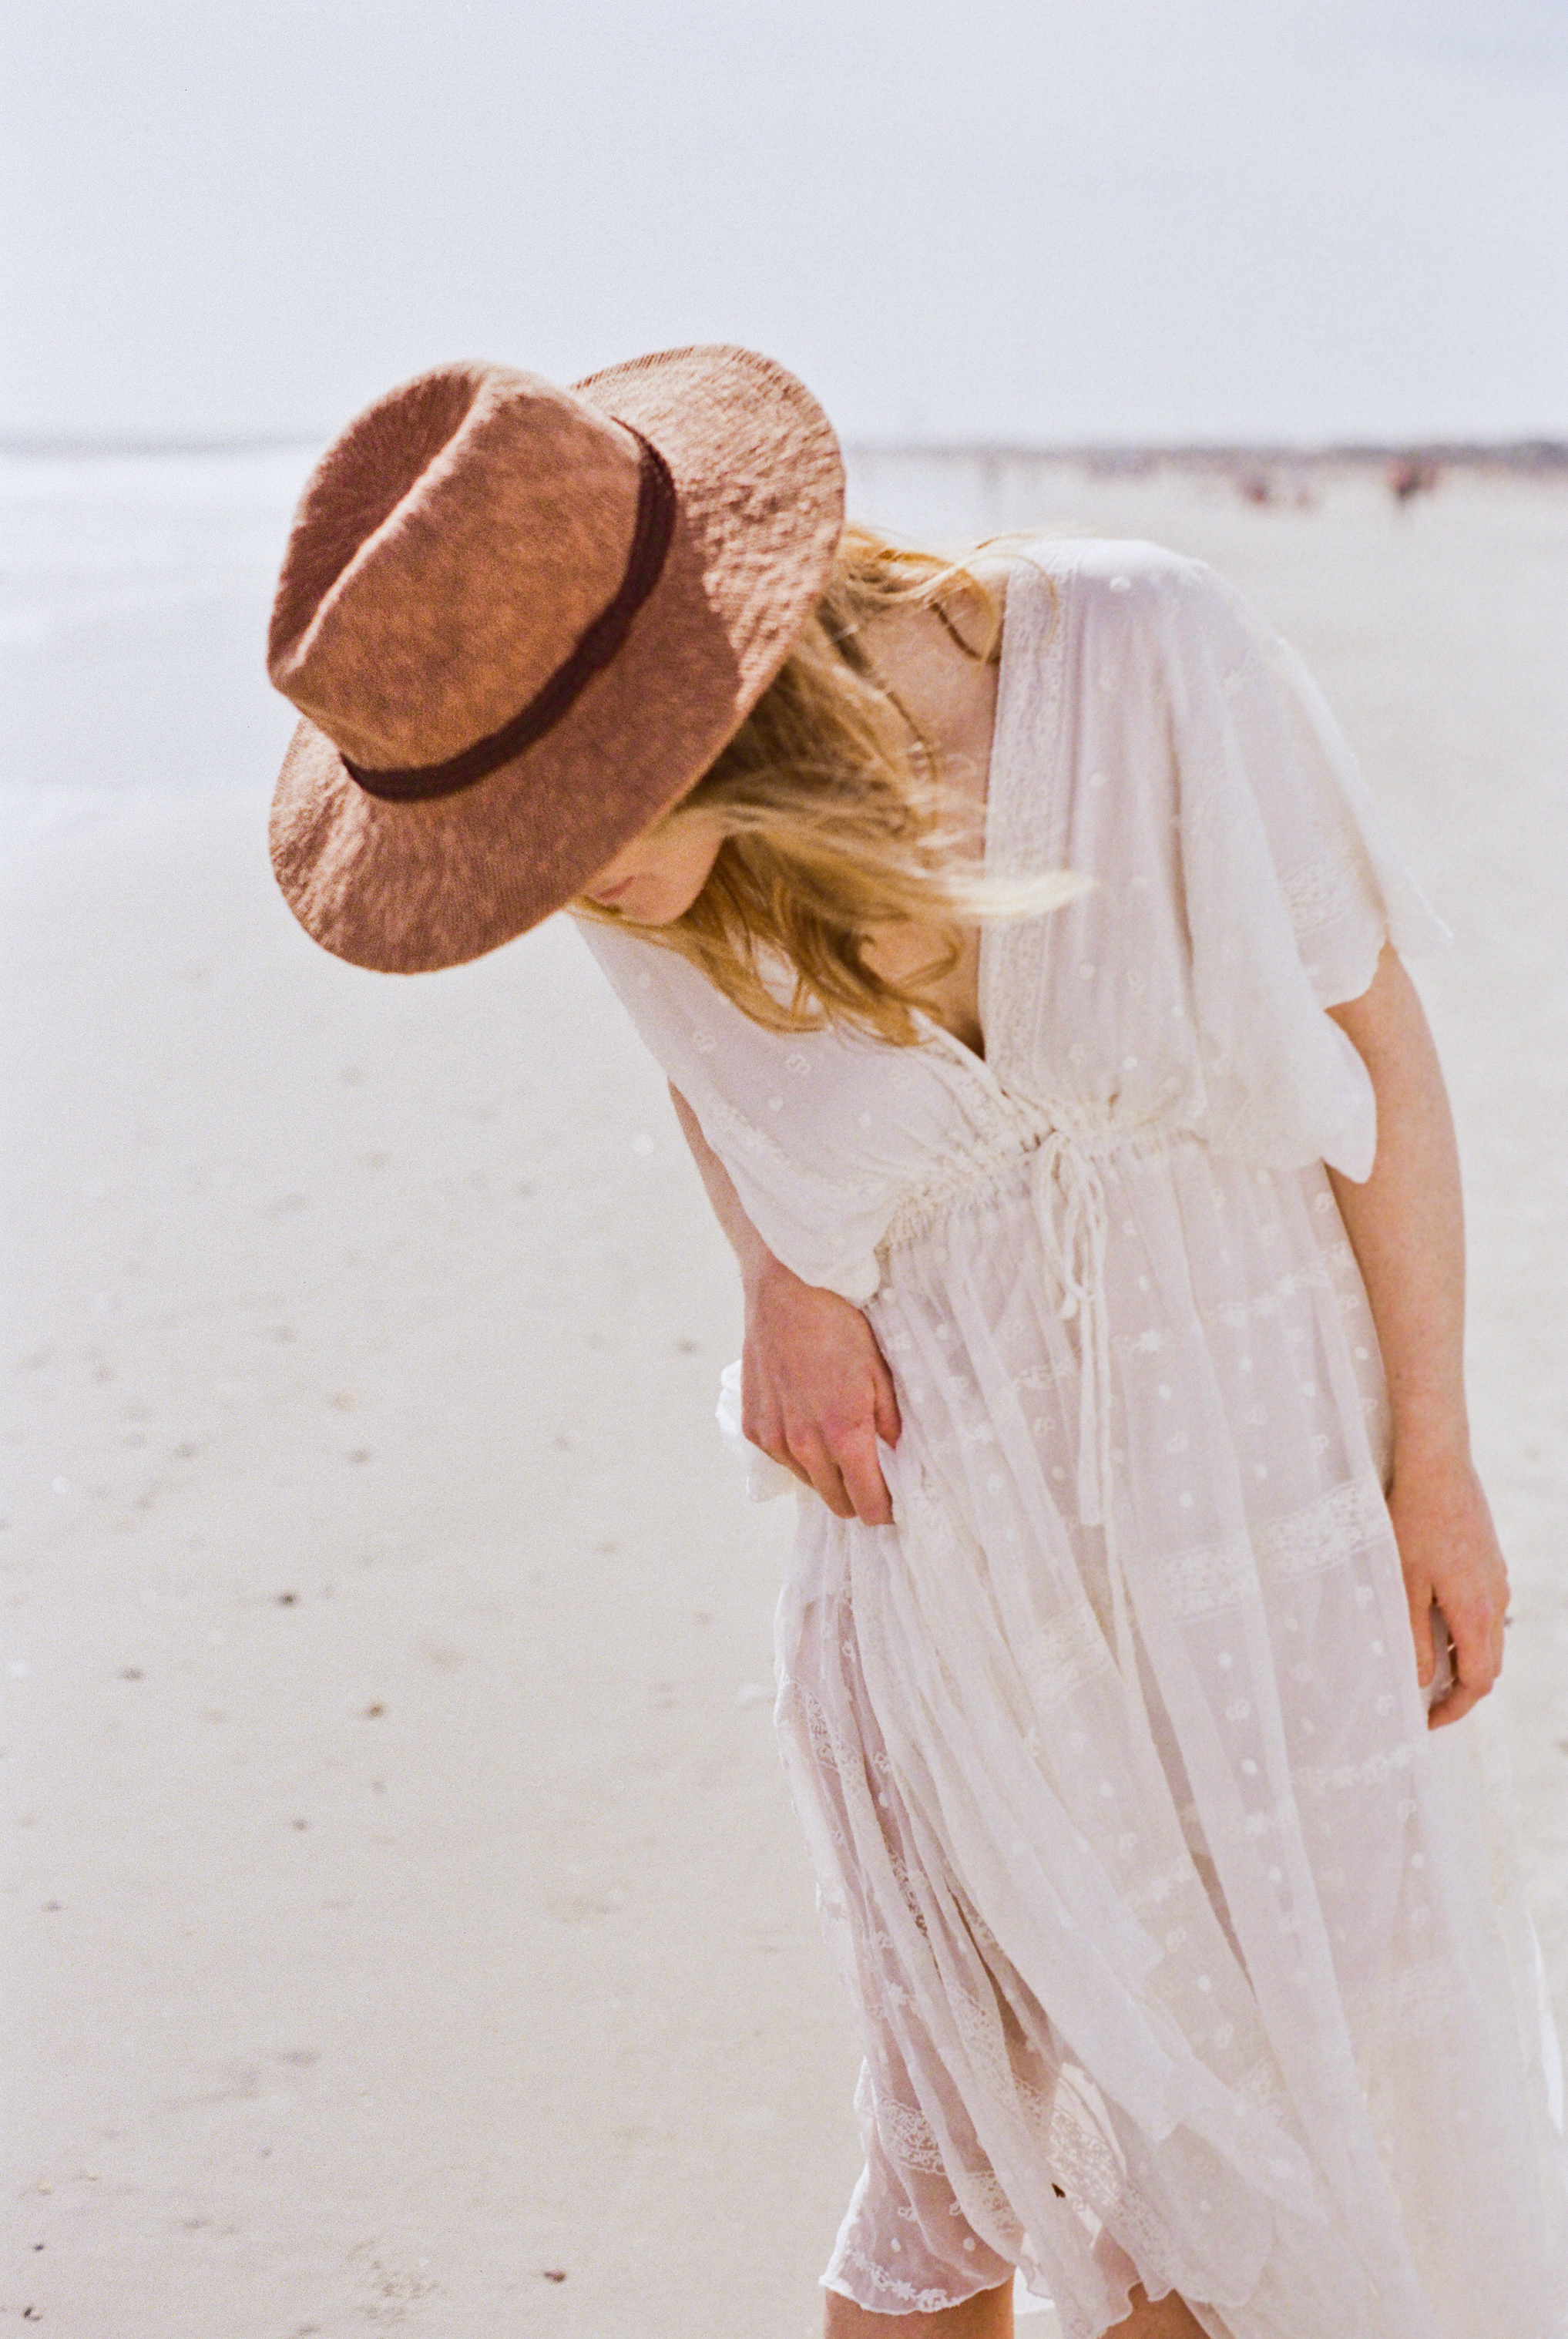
0, 441, 1086, 833
0, 445, 322, 828
5, 437, 1524, 838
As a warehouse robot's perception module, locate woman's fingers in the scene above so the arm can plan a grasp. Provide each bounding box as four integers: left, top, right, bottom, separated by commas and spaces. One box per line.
742, 1388, 812, 1490
764, 1410, 891, 1527
1389, 1460, 1509, 1732
787, 1430, 858, 1521
1430, 1677, 1486, 1729
871, 1353, 902, 1450
1427, 1596, 1502, 1729
1408, 1574, 1505, 1728
828, 1421, 895, 1527
1405, 1582, 1436, 1691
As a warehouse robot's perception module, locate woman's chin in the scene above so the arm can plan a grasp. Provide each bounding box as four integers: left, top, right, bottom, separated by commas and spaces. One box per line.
619, 889, 691, 927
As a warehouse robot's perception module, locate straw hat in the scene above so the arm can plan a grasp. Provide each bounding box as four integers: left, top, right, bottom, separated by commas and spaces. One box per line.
267, 345, 844, 973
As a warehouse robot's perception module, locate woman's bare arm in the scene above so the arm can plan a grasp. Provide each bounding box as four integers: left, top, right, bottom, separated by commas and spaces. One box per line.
667, 1083, 900, 1525
1325, 945, 1509, 1727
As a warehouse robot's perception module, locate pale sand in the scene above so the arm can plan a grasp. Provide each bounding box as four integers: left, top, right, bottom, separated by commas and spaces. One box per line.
4, 468, 1565, 2334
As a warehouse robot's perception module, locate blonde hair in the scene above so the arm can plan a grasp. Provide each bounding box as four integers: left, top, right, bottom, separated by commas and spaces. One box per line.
579, 523, 1081, 1046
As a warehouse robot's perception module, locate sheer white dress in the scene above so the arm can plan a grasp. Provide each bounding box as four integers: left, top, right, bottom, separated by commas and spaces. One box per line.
579, 542, 1568, 2337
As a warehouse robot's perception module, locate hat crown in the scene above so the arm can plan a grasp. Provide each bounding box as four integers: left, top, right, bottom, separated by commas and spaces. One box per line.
267, 341, 846, 973
267, 363, 646, 771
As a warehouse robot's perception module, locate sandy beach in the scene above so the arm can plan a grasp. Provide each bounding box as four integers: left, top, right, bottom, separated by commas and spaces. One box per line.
4, 461, 1566, 2335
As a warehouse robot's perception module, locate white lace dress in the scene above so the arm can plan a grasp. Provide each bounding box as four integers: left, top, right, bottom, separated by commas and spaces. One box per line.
579, 542, 1568, 2338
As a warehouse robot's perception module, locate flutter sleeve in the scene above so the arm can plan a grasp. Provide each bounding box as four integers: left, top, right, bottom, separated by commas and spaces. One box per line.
572, 916, 900, 1305
1160, 558, 1450, 1181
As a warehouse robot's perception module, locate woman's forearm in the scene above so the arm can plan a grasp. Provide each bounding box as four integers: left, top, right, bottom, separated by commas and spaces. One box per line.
1325, 946, 1470, 1467
1325, 945, 1507, 1723
667, 1081, 776, 1296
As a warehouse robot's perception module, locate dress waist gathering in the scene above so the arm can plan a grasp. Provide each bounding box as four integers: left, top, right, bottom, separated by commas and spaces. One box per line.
876, 1094, 1180, 1695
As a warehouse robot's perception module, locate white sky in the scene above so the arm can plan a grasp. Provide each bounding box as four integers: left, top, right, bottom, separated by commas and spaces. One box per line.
3, 0, 1565, 444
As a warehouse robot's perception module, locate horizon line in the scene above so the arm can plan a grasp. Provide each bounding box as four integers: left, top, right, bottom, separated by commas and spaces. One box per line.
2, 430, 1564, 467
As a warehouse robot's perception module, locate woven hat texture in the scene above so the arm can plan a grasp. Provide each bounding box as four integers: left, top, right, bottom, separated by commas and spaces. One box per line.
267, 344, 844, 973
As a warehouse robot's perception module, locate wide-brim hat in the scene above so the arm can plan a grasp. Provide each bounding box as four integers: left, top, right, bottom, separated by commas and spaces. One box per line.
267, 345, 844, 973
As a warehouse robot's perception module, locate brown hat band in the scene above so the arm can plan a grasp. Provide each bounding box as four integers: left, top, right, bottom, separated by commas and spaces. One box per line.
341, 429, 677, 805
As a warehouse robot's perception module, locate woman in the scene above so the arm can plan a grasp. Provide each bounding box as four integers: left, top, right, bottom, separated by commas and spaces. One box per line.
266, 348, 1567, 2337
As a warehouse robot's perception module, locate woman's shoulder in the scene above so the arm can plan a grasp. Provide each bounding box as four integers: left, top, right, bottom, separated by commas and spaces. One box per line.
1012, 533, 1208, 602
1007, 538, 1257, 675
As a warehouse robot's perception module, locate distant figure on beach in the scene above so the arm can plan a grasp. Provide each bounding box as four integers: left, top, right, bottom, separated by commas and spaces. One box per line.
1388, 456, 1440, 506
1234, 462, 1316, 512
264, 351, 1568, 2338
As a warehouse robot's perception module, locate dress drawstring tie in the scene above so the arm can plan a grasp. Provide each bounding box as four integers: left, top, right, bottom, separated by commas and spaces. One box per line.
1029, 1131, 1140, 1691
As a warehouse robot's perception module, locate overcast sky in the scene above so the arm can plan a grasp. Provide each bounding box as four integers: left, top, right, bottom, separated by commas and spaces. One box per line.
4, 0, 1565, 445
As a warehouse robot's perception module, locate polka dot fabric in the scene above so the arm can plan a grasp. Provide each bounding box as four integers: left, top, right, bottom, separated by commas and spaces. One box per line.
579, 545, 1568, 2336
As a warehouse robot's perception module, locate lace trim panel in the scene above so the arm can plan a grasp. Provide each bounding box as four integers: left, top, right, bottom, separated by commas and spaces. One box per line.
1155, 1537, 1254, 1621
777, 1674, 865, 1779
836, 2246, 967, 2316
1280, 852, 1362, 939
1019, 1604, 1116, 1706
1261, 1473, 1388, 1578
1349, 1957, 1465, 2046
980, 549, 1073, 1083
1156, 1474, 1389, 1618
874, 2092, 949, 2174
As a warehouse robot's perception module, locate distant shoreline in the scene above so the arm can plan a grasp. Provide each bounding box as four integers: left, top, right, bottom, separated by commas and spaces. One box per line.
3, 432, 1565, 474
858, 442, 1568, 477
0, 433, 326, 459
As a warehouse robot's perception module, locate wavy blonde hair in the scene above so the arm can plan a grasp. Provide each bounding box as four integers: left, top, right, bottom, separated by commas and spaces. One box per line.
578, 524, 1079, 1046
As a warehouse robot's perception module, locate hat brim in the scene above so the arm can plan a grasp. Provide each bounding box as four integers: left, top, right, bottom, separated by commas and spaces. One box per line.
268, 345, 845, 974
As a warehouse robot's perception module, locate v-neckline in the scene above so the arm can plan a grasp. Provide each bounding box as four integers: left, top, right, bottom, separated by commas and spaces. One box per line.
912, 555, 1022, 1075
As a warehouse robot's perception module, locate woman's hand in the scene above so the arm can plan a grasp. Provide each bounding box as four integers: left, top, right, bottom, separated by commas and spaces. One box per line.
665, 1079, 899, 1524
742, 1253, 902, 1525
1387, 1447, 1509, 1728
